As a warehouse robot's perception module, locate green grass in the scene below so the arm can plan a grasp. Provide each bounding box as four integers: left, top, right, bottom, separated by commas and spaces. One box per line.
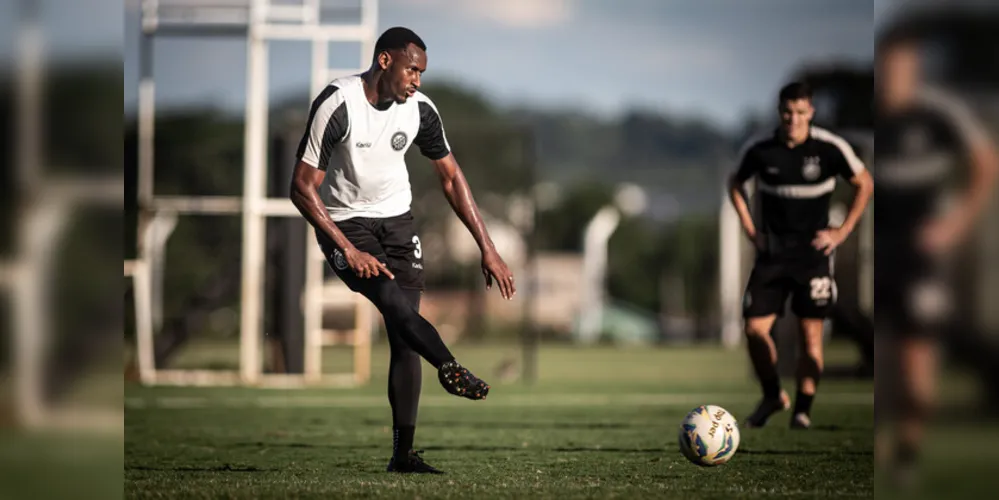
124, 341, 876, 498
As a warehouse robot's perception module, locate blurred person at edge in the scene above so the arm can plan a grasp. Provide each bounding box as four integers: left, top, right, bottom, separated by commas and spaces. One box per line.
873, 28, 999, 487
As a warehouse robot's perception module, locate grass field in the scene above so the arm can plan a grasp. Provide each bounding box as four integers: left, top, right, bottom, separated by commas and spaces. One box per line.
123, 341, 876, 499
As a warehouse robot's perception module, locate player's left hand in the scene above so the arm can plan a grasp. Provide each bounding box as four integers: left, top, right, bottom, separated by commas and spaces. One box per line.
812, 227, 847, 256
481, 250, 516, 300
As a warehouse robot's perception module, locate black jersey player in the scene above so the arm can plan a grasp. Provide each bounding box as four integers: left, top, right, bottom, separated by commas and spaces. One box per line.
728, 82, 874, 430
873, 30, 999, 486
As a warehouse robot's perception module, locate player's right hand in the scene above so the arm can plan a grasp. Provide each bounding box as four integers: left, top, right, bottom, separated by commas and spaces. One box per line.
344, 247, 394, 280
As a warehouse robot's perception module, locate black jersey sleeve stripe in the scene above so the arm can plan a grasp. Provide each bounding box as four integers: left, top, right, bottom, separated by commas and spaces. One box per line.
295, 84, 339, 161
415, 101, 450, 160
318, 101, 349, 169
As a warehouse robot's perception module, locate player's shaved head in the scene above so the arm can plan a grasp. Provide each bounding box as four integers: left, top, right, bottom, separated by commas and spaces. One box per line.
374, 27, 426, 62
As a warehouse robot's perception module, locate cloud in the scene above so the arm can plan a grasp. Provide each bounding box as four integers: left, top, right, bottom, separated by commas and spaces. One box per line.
395, 0, 574, 28
465, 0, 573, 28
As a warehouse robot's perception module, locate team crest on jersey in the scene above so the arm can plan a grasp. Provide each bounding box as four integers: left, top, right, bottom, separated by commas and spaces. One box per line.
802, 156, 821, 181
391, 131, 408, 151
332, 249, 348, 271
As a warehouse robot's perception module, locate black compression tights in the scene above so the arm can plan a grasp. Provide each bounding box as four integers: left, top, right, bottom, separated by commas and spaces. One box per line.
353, 278, 455, 427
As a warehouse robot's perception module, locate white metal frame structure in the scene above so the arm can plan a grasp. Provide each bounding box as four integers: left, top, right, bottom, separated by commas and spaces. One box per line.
132, 0, 379, 387
0, 2, 123, 432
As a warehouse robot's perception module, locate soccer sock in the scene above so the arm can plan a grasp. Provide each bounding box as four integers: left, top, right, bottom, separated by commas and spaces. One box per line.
794, 391, 815, 415
762, 375, 782, 400
387, 288, 424, 456
393, 426, 415, 459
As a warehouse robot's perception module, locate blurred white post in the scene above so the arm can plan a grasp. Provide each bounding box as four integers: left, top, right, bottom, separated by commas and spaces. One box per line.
360, 0, 378, 72
13, 204, 66, 427
14, 2, 42, 194
129, 258, 156, 385
240, 0, 269, 385
718, 184, 744, 349
577, 184, 646, 343
10, 0, 45, 428
578, 206, 620, 343
138, 2, 156, 209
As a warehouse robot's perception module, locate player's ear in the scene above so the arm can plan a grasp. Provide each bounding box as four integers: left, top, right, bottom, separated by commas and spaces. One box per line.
377, 51, 392, 71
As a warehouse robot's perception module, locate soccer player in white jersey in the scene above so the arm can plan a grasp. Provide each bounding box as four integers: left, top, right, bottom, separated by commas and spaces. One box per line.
290, 27, 516, 474
728, 82, 874, 430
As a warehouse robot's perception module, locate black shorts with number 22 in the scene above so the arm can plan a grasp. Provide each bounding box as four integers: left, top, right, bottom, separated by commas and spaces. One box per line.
316, 211, 425, 291
743, 255, 836, 320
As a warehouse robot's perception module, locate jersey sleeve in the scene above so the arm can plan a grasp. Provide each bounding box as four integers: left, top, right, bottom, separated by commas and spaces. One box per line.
413, 95, 451, 160
296, 85, 349, 170
733, 139, 763, 183
921, 86, 992, 153
813, 128, 866, 180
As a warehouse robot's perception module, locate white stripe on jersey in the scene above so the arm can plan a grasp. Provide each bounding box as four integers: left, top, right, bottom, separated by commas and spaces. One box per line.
811, 126, 866, 176
876, 153, 954, 186
757, 177, 836, 199
918, 86, 992, 150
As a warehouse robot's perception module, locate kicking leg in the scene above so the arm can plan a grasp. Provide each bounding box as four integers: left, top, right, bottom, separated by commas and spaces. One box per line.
744, 314, 791, 428
358, 277, 489, 400
791, 318, 825, 429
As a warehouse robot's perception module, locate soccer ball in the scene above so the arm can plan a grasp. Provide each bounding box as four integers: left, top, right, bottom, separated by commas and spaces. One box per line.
677, 405, 741, 466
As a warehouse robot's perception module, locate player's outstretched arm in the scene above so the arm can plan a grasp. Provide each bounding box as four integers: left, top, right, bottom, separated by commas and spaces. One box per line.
431, 153, 515, 300
289, 161, 393, 279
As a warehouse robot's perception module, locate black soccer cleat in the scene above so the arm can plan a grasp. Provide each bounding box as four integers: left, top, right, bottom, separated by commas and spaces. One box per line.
438, 360, 490, 400
386, 449, 445, 474
744, 390, 791, 428
790, 412, 812, 430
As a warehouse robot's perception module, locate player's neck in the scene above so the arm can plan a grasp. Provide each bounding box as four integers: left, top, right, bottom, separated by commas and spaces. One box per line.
360, 70, 394, 109
781, 127, 810, 147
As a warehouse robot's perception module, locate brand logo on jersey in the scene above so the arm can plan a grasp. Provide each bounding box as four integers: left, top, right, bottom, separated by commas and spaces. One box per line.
802, 156, 821, 181
355, 141, 372, 148
391, 131, 408, 151
332, 249, 348, 271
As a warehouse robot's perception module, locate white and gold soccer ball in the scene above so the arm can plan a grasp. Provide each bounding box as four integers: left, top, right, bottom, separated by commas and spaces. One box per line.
677, 405, 741, 466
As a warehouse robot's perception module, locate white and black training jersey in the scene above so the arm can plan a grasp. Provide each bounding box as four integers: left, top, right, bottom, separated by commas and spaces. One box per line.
296, 74, 452, 221
734, 126, 866, 239
874, 86, 991, 243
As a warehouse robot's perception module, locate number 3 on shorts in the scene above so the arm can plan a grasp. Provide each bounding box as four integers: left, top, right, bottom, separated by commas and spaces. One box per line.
413, 235, 422, 259
809, 276, 833, 301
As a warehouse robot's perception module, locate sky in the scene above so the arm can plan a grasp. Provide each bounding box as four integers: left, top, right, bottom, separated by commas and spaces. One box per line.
5, 1, 880, 131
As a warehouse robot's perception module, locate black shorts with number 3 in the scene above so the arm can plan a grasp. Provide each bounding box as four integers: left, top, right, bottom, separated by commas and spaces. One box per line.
742, 255, 836, 320
316, 211, 425, 291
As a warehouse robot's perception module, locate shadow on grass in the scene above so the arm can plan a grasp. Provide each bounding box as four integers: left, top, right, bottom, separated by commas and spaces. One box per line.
126, 464, 269, 472
364, 419, 635, 430
738, 449, 872, 456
